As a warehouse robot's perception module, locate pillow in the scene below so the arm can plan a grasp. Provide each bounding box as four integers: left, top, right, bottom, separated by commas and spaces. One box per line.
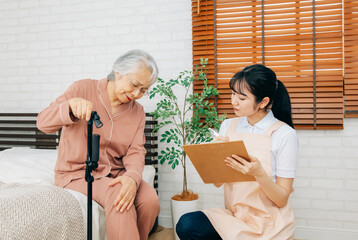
0, 147, 57, 185
142, 165, 156, 187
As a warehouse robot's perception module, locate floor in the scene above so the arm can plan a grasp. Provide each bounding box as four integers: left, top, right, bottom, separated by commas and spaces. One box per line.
148, 226, 175, 240
147, 226, 306, 240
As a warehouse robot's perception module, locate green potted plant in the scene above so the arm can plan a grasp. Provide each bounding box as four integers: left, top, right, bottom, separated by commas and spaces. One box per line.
149, 58, 226, 238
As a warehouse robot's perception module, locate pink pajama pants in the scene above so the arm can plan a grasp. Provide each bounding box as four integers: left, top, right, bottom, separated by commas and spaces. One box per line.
65, 176, 160, 240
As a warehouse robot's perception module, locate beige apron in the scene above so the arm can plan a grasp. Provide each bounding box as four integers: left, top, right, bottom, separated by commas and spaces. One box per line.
203, 118, 295, 240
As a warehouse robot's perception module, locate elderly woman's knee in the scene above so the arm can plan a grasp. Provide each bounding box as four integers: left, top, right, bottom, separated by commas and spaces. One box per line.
138, 191, 160, 215
148, 197, 160, 215
147, 193, 160, 213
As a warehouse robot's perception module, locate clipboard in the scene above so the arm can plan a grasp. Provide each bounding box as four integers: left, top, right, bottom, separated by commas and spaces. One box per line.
183, 141, 255, 183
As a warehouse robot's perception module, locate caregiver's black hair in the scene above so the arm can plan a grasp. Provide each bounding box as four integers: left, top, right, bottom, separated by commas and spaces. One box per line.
229, 64, 294, 128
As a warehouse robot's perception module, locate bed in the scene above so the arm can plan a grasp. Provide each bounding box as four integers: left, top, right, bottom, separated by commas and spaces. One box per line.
0, 113, 158, 240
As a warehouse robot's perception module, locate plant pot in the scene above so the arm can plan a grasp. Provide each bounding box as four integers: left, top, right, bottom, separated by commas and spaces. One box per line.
171, 198, 200, 240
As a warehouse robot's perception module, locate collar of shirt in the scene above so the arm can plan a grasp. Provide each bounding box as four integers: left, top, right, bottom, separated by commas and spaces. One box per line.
239, 110, 276, 132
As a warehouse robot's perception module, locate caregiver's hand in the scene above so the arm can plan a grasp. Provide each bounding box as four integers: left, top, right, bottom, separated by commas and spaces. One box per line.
225, 154, 266, 178
213, 136, 229, 142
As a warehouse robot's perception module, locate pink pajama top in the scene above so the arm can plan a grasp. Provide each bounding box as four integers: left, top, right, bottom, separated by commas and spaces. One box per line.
37, 78, 146, 188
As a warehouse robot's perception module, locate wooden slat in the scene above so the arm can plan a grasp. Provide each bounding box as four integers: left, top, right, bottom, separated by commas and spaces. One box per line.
0, 134, 58, 139
0, 113, 38, 117
0, 141, 58, 147
0, 120, 37, 124
0, 127, 40, 131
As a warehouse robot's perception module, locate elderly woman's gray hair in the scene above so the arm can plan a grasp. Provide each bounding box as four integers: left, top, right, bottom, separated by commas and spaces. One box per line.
107, 49, 158, 85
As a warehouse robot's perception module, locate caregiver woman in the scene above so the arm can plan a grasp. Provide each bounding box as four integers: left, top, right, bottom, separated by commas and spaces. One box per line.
37, 49, 160, 240
176, 64, 298, 240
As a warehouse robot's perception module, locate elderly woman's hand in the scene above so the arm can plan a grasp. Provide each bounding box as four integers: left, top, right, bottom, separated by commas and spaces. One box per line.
69, 98, 93, 121
109, 176, 138, 213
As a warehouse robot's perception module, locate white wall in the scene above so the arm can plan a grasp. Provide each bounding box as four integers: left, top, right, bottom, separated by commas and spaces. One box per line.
1, 1, 357, 239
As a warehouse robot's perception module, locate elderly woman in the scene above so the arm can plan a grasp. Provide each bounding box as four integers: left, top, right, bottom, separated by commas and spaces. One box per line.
37, 49, 160, 240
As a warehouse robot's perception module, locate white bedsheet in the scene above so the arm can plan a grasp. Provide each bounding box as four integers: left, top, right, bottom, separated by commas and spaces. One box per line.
0, 147, 156, 240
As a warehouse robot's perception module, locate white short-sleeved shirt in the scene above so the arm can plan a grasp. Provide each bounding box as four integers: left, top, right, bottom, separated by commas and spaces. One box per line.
219, 110, 297, 181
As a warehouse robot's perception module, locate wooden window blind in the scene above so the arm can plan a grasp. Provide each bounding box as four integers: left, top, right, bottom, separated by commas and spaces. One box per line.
344, 0, 358, 117
192, 0, 216, 90
192, 0, 345, 130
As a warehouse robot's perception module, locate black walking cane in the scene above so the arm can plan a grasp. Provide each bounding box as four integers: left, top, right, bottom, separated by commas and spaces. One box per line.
85, 111, 103, 240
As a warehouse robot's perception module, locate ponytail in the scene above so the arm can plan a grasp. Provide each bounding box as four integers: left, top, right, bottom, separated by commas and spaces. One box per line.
272, 80, 294, 128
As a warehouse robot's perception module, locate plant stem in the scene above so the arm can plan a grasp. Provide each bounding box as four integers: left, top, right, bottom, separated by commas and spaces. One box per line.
168, 84, 188, 193
183, 152, 187, 192
182, 81, 192, 117
167, 89, 184, 138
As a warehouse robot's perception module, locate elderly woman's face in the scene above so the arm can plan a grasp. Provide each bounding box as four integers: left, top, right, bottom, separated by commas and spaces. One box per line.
113, 67, 152, 104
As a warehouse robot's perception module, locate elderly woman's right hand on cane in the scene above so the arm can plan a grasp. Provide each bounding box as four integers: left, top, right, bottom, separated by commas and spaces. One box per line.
69, 98, 93, 121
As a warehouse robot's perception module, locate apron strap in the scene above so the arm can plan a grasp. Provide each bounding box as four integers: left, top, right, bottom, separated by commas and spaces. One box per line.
264, 120, 285, 137
226, 118, 240, 137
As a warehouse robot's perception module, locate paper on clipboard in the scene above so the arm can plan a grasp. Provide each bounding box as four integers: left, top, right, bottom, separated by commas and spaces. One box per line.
183, 141, 255, 183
